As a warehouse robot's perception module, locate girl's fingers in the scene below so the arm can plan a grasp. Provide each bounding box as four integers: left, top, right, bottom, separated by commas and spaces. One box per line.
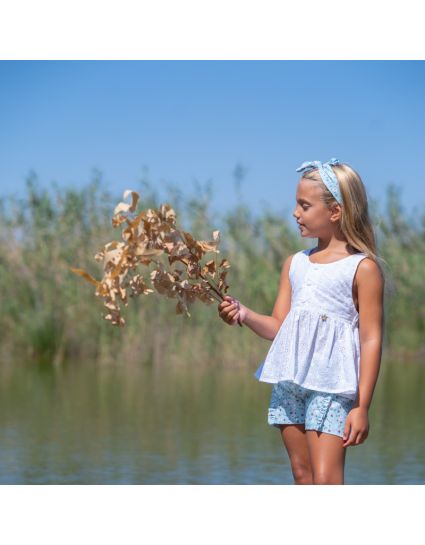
218, 297, 244, 326
342, 424, 351, 447
218, 303, 239, 323
227, 308, 239, 319
354, 432, 363, 445
232, 312, 241, 324
226, 308, 240, 325
219, 302, 237, 314
218, 304, 228, 316
342, 423, 351, 441
224, 296, 239, 307
343, 429, 357, 447
230, 312, 240, 325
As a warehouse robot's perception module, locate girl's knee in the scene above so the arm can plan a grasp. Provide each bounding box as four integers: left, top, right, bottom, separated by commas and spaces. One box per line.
292, 462, 313, 484
312, 470, 344, 485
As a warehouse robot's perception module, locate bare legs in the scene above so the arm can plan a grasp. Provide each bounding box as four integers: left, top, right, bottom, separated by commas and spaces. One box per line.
305, 429, 347, 484
279, 424, 313, 484
279, 424, 347, 484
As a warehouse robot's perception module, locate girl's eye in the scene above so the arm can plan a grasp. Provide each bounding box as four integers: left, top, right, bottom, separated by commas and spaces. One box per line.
302, 205, 309, 210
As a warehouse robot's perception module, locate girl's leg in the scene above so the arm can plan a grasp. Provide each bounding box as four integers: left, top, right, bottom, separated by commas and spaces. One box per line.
279, 424, 314, 485
305, 430, 347, 484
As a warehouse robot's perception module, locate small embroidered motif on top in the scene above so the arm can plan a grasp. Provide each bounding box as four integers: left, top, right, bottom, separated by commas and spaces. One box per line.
321, 314, 328, 321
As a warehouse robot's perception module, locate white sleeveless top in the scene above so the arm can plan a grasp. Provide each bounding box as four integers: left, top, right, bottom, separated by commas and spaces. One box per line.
254, 248, 368, 400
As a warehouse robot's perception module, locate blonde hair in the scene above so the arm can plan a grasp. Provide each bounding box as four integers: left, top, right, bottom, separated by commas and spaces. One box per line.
301, 163, 387, 277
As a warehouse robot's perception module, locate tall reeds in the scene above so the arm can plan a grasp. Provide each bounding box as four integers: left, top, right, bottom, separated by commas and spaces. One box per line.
0, 171, 423, 366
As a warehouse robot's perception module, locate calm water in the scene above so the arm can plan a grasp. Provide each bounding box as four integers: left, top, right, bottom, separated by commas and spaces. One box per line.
0, 358, 424, 484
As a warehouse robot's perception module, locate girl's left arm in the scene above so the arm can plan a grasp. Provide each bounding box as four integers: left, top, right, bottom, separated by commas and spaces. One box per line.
342, 258, 385, 448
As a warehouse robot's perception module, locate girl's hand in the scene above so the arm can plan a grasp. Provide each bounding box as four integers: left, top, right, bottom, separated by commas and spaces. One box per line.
342, 407, 369, 448
218, 295, 248, 326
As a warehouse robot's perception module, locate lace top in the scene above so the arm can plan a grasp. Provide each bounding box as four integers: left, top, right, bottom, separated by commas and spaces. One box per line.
254, 248, 368, 400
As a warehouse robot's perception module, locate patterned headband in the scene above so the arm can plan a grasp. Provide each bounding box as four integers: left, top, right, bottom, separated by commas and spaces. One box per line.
295, 157, 342, 204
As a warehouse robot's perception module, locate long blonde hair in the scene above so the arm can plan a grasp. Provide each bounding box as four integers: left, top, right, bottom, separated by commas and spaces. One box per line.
301, 162, 387, 276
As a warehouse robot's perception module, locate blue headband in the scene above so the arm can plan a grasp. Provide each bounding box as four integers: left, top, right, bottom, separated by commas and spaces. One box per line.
295, 157, 342, 204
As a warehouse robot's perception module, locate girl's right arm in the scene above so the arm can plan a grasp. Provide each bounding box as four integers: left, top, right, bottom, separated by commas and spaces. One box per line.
217, 254, 293, 341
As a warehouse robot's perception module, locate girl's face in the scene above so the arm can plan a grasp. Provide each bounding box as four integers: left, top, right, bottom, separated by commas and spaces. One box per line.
292, 177, 340, 237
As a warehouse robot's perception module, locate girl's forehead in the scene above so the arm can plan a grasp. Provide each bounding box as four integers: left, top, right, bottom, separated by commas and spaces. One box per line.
296, 178, 322, 201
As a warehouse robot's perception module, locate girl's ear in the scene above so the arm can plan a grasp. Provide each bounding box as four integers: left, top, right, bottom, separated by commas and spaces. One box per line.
329, 202, 343, 222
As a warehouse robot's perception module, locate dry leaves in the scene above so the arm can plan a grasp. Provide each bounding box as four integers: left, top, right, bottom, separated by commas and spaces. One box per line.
70, 189, 239, 327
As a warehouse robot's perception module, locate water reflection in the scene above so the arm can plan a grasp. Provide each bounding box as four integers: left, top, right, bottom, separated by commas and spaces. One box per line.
0, 359, 423, 484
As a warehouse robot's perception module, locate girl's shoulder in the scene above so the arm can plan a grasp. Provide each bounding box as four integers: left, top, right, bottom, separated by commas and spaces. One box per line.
287, 248, 309, 279
354, 255, 384, 279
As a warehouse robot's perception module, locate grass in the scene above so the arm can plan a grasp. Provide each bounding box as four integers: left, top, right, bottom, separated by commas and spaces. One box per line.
0, 171, 423, 366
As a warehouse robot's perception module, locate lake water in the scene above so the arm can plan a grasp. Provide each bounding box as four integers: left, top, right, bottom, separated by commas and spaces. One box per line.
0, 358, 424, 484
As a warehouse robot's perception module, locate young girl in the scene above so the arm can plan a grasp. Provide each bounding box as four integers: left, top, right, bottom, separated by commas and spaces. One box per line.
218, 157, 384, 485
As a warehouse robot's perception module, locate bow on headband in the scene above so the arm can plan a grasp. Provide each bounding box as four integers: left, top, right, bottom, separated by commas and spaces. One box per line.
295, 157, 342, 204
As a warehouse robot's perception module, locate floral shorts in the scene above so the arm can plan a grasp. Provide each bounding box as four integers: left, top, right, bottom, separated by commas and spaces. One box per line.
268, 380, 356, 438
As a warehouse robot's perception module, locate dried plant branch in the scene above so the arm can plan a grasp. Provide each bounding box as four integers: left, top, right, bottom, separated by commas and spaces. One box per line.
70, 189, 242, 327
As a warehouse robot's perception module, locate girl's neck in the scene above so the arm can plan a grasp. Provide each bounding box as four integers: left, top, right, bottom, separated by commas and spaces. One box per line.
315, 239, 354, 254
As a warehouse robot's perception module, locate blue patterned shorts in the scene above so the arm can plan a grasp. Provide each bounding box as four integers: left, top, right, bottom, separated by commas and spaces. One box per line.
268, 380, 356, 438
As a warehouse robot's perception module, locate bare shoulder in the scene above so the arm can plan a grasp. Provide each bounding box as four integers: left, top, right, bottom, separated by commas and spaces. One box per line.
356, 257, 385, 285
357, 257, 383, 274
282, 252, 296, 267
280, 253, 296, 276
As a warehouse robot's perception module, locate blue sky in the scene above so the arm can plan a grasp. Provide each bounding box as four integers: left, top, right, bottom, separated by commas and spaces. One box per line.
1, 60, 424, 223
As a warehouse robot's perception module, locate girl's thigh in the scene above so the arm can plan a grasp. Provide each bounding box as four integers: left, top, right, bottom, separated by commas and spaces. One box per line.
305, 430, 347, 483
279, 424, 312, 471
